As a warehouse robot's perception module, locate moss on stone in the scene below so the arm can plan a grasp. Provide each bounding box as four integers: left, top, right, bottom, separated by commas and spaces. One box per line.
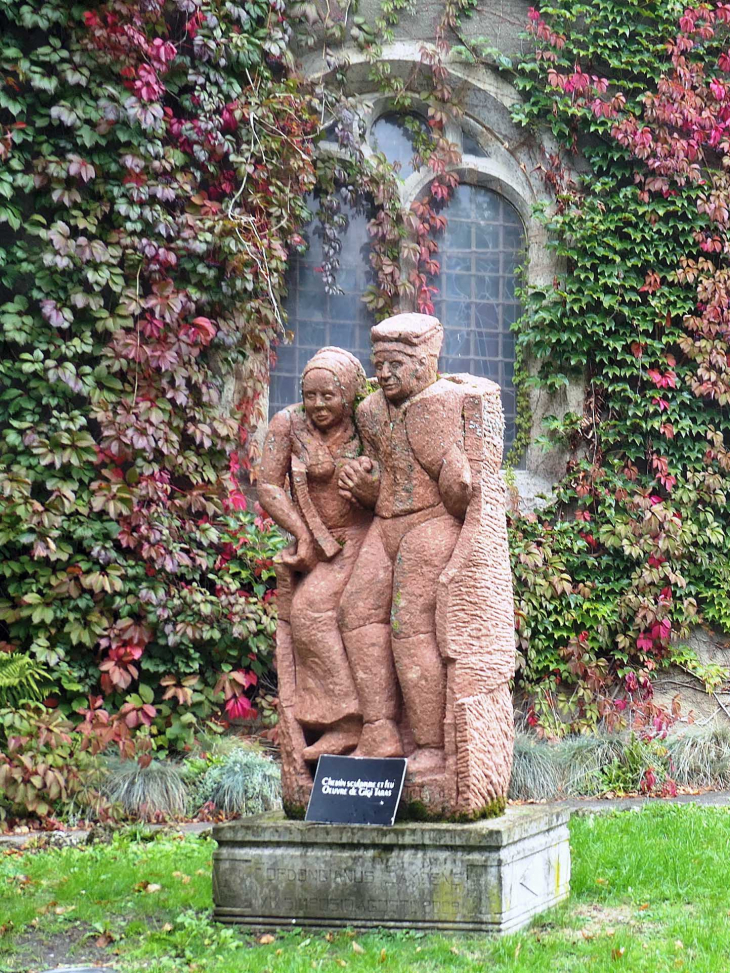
450, 798, 507, 823
397, 796, 506, 823
282, 800, 306, 820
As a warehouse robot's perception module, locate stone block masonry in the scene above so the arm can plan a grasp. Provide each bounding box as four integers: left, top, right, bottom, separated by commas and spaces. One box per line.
212, 806, 570, 934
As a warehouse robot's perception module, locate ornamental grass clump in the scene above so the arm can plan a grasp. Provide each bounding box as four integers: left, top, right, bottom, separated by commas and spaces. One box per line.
102, 758, 187, 820
509, 732, 628, 799
510, 725, 730, 800
189, 746, 281, 817
665, 724, 730, 788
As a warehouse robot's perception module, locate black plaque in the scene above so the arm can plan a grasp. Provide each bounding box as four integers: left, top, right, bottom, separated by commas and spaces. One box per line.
305, 755, 407, 826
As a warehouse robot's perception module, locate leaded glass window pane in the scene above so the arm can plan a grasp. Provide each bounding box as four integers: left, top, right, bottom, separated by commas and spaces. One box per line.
369, 112, 427, 179
433, 184, 525, 451
270, 198, 374, 417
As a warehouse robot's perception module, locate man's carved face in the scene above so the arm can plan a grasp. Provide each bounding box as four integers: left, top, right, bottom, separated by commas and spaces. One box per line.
302, 368, 345, 430
373, 349, 429, 404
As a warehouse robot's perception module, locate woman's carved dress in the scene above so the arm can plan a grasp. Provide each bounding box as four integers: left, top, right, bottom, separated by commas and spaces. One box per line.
265, 407, 368, 728
258, 348, 372, 806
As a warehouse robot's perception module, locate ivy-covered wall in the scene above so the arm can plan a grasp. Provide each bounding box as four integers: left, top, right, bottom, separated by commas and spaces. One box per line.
0, 0, 310, 751
4, 0, 730, 759
497, 0, 730, 731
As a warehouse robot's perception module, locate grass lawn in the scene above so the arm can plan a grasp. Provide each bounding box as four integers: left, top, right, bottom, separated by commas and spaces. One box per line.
1, 804, 729, 972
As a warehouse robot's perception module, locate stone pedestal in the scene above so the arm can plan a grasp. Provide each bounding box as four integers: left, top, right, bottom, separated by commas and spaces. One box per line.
212, 806, 570, 934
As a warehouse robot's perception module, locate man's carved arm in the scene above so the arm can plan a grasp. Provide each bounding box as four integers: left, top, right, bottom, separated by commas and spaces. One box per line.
438, 442, 473, 520
338, 404, 381, 508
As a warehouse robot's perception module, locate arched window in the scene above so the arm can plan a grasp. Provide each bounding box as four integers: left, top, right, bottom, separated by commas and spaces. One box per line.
271, 110, 526, 452
433, 184, 524, 449
369, 111, 428, 178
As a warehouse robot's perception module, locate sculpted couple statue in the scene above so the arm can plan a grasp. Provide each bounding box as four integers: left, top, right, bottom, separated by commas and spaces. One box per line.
259, 313, 516, 819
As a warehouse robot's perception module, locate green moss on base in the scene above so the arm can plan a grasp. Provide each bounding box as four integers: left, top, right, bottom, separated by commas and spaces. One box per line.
283, 800, 306, 820
396, 796, 506, 823
396, 799, 432, 822
285, 796, 507, 823
451, 798, 507, 823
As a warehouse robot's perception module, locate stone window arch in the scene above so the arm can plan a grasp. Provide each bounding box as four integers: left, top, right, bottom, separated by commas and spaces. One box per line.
271, 97, 527, 453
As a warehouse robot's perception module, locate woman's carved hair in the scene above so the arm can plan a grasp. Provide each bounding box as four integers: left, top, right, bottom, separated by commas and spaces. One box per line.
301, 347, 367, 408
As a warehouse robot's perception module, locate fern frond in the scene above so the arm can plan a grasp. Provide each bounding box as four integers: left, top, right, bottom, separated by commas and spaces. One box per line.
0, 653, 51, 707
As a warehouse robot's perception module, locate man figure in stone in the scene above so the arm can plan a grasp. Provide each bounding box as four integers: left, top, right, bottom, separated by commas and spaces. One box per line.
338, 313, 473, 773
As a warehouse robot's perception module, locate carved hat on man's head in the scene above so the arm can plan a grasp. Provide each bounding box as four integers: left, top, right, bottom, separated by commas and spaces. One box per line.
371, 312, 444, 360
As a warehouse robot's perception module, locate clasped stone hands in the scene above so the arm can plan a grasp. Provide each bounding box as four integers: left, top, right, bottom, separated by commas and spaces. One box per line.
339, 456, 380, 508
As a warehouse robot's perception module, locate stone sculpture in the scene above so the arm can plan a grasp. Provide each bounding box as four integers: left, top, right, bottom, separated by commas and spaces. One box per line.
259, 314, 515, 819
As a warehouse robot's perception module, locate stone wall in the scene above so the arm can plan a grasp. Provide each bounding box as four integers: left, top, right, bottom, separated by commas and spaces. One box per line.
654, 630, 730, 726
328, 0, 535, 56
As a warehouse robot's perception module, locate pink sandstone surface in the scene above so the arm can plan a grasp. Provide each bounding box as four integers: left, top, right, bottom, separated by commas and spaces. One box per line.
258, 315, 515, 818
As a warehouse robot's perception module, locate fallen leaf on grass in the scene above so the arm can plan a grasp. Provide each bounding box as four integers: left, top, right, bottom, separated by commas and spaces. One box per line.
325, 932, 335, 943
0, 922, 13, 937
161, 922, 174, 933
378, 948, 387, 963
611, 947, 625, 960
336, 960, 348, 968
638, 904, 650, 912
352, 942, 364, 955
173, 871, 191, 884
258, 934, 275, 945
54, 906, 75, 915
675, 940, 684, 950
275, 949, 283, 956
134, 880, 162, 894
450, 946, 460, 955
95, 932, 115, 948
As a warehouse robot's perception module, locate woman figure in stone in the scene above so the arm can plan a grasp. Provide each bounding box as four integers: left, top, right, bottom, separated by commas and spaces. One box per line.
258, 348, 370, 762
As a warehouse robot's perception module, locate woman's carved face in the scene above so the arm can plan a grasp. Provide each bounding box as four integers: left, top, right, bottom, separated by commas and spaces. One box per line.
302, 368, 346, 431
